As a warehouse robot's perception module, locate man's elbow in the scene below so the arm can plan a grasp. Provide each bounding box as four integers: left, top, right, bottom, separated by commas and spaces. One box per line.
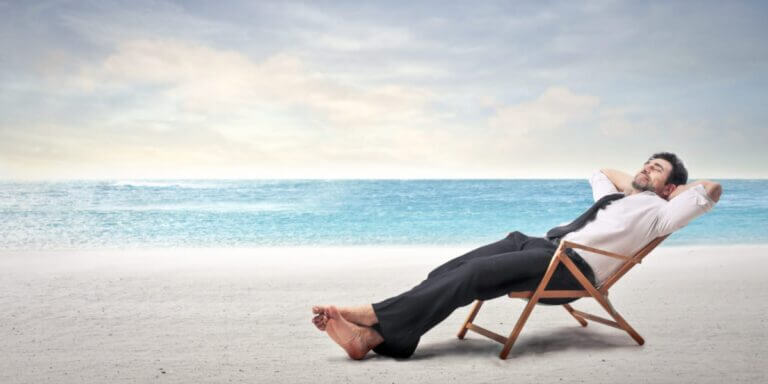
703, 181, 722, 203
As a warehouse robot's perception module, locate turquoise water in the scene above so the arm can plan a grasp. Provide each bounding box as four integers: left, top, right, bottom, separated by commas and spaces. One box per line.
0, 179, 765, 250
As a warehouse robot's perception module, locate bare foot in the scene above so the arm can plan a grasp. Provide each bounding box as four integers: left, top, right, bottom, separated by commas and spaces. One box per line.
312, 306, 329, 331
312, 304, 378, 328
324, 306, 383, 360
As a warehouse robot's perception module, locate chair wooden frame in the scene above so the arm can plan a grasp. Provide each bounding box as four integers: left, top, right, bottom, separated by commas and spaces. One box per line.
457, 235, 670, 359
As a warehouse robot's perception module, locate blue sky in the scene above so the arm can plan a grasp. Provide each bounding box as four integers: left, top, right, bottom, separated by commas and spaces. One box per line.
1, 0, 766, 179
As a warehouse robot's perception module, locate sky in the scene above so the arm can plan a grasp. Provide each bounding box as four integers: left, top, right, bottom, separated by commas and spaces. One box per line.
1, 0, 767, 179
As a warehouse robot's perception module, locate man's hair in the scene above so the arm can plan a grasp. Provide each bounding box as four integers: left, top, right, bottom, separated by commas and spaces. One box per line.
649, 152, 688, 186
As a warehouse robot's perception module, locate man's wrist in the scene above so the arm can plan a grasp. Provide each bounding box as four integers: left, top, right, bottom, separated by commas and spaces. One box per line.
600, 168, 633, 193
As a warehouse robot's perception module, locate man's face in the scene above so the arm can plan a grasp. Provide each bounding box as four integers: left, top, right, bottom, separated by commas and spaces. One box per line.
631, 157, 675, 199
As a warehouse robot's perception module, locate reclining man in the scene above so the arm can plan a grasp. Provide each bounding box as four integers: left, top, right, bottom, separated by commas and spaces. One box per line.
312, 152, 722, 359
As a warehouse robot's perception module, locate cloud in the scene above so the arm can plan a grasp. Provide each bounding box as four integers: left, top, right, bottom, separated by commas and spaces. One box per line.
274, 2, 422, 53
2, 1, 767, 178
5, 38, 462, 178
489, 87, 600, 136
597, 107, 648, 137
75, 39, 434, 128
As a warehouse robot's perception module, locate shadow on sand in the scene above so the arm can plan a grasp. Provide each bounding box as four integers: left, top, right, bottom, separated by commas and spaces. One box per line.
326, 326, 639, 362
408, 326, 639, 361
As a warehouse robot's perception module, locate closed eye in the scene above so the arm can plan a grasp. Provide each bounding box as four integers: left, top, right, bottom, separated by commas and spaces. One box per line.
645, 161, 664, 172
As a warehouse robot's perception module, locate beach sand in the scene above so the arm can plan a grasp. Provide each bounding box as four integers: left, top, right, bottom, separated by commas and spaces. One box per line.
1, 245, 766, 383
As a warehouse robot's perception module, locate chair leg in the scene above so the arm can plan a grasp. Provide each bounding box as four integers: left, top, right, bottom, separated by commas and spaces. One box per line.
563, 303, 588, 327
458, 300, 484, 339
499, 294, 540, 359
598, 297, 644, 345
499, 250, 564, 359
559, 255, 645, 346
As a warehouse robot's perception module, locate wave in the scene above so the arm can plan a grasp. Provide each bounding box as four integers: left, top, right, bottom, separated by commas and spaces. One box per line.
110, 202, 297, 212
111, 180, 220, 189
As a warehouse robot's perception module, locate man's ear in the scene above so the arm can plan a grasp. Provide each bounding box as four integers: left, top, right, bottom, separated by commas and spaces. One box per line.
663, 183, 678, 200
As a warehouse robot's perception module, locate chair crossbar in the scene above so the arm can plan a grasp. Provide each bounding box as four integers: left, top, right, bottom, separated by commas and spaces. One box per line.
561, 241, 636, 263
465, 324, 507, 344
508, 290, 591, 298
571, 310, 621, 329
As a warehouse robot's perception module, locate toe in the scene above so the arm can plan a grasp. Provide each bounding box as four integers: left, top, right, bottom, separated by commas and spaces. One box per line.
313, 319, 326, 331
326, 305, 340, 320
313, 314, 326, 322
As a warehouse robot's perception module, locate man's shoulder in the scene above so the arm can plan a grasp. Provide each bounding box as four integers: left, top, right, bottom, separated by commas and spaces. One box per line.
620, 191, 668, 210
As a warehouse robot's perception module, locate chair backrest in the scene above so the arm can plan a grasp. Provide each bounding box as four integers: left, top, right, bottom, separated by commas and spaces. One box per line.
597, 234, 670, 291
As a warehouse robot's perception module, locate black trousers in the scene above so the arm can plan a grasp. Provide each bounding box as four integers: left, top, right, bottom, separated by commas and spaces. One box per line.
370, 231, 596, 358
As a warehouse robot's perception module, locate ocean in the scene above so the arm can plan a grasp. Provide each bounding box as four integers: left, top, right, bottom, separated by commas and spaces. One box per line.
0, 179, 765, 250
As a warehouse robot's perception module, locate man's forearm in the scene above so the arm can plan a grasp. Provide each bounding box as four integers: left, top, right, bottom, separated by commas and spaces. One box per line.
600, 168, 633, 193
669, 180, 723, 203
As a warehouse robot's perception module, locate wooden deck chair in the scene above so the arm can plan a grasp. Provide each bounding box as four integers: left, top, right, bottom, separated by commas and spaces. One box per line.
457, 235, 670, 359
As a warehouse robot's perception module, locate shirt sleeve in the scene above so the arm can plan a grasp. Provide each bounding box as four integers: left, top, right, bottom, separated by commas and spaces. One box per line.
589, 170, 619, 202
655, 184, 716, 236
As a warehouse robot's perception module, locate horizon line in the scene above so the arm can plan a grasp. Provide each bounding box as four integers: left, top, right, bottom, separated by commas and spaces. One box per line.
1, 176, 764, 182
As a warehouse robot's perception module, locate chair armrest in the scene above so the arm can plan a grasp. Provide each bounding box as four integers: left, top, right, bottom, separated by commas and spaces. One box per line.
560, 240, 638, 264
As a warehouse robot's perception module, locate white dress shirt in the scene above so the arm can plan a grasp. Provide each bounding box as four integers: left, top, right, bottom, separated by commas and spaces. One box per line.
562, 170, 716, 285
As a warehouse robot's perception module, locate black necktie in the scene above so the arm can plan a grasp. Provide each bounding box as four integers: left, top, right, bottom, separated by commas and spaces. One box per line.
546, 193, 625, 241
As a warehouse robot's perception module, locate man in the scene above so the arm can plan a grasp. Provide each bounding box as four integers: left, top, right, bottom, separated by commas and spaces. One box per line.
312, 152, 722, 360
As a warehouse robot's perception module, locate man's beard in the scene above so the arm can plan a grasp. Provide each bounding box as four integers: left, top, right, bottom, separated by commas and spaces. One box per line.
631, 177, 655, 193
